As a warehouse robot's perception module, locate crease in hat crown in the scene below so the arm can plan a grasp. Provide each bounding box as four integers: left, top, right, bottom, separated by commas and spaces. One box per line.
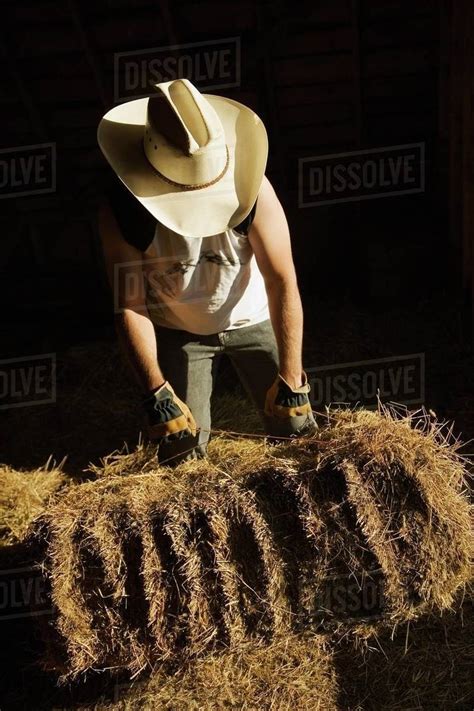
143, 78, 229, 189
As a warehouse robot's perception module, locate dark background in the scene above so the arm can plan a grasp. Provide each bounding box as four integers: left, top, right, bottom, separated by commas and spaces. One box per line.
0, 5, 473, 708
0, 0, 473, 468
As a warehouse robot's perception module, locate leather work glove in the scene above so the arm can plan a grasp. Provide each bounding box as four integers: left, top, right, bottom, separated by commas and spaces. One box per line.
142, 381, 197, 443
264, 371, 314, 419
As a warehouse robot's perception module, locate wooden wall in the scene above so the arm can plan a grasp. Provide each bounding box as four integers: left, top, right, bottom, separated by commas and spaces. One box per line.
0, 0, 467, 350
438, 0, 474, 336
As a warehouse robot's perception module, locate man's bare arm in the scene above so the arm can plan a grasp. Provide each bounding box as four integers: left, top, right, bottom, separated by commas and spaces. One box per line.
248, 175, 304, 390
98, 199, 165, 394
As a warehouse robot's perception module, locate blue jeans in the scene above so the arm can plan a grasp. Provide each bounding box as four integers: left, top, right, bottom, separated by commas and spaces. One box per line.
155, 318, 317, 465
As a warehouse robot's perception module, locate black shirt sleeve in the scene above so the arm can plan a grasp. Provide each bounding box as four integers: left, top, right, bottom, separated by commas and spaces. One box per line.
103, 167, 157, 252
233, 199, 258, 237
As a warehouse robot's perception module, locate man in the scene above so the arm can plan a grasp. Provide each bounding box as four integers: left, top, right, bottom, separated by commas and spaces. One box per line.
97, 78, 316, 465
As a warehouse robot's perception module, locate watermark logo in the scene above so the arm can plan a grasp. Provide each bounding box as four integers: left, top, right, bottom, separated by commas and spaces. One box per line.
306, 353, 425, 410
309, 569, 385, 624
113, 252, 248, 315
298, 142, 425, 207
0, 565, 51, 621
0, 353, 56, 410
114, 37, 240, 102
0, 143, 56, 199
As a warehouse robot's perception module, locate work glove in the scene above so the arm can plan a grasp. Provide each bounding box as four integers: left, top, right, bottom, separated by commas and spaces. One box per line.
142, 381, 197, 443
264, 371, 314, 419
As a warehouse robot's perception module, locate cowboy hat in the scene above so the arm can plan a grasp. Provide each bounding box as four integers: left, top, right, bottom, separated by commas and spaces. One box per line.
97, 78, 268, 238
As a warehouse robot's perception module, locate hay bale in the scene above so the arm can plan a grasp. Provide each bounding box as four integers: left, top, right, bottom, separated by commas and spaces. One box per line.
30, 406, 472, 681
0, 463, 68, 546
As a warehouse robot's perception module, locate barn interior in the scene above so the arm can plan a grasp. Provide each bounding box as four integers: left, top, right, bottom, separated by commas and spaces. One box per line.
0, 1, 473, 709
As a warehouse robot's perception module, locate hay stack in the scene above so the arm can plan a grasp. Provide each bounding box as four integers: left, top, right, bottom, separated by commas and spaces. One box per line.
30, 406, 472, 681
0, 462, 67, 546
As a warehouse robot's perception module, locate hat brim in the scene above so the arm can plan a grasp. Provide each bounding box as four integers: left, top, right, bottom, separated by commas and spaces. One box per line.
97, 94, 268, 238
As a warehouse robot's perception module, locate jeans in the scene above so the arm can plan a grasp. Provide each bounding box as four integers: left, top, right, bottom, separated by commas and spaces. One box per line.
154, 318, 317, 465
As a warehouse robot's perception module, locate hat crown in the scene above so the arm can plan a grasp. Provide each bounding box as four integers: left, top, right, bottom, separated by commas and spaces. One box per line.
143, 78, 228, 187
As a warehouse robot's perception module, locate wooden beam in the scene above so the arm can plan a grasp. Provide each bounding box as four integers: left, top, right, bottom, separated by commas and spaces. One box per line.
350, 0, 364, 147
255, 0, 288, 194
442, 0, 474, 339
0, 29, 48, 142
461, 1, 474, 329
0, 8, 85, 224
66, 0, 110, 109
158, 0, 180, 48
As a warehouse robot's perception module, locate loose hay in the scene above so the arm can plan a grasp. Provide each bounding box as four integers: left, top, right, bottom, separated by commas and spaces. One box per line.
0, 462, 68, 546
30, 406, 472, 681
84, 595, 473, 711
334, 589, 474, 711
92, 632, 337, 711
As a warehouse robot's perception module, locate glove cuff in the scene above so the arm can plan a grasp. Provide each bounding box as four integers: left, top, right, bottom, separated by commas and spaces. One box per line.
145, 381, 167, 398
278, 371, 311, 394
141, 381, 174, 415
